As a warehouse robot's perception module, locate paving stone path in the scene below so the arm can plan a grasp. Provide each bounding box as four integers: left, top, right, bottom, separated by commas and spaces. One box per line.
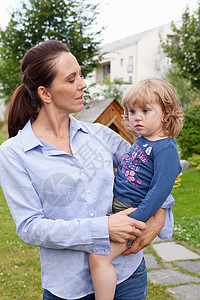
144, 237, 200, 299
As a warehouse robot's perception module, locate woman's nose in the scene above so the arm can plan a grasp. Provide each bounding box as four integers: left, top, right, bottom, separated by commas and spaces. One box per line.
79, 78, 87, 90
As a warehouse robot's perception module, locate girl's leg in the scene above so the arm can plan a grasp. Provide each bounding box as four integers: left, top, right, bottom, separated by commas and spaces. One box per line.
89, 241, 128, 300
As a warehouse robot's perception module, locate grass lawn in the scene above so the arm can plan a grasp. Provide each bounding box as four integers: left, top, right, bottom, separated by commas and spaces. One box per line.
0, 130, 8, 145
0, 188, 43, 299
0, 130, 199, 299
172, 168, 200, 248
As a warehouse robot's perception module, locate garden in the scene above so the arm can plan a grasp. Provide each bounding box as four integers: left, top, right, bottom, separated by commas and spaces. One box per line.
0, 0, 200, 298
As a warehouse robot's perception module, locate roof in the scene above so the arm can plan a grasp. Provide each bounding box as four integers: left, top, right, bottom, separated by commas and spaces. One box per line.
100, 24, 166, 53
76, 98, 116, 123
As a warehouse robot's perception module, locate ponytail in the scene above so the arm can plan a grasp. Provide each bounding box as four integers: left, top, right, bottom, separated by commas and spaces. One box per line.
8, 84, 40, 138
7, 40, 70, 138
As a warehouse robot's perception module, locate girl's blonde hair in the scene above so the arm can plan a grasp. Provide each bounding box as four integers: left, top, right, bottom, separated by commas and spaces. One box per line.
122, 78, 184, 138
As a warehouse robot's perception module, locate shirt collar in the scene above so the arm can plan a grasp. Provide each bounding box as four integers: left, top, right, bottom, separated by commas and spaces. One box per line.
69, 115, 89, 134
21, 120, 43, 152
21, 116, 88, 152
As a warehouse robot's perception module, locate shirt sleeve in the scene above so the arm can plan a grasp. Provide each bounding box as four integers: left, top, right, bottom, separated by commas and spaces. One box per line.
161, 194, 175, 209
129, 145, 181, 222
0, 146, 111, 255
100, 125, 130, 168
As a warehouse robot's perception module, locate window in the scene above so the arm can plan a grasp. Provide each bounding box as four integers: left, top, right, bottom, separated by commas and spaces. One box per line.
167, 34, 175, 46
120, 58, 124, 66
127, 65, 133, 73
127, 56, 133, 73
129, 76, 132, 83
129, 56, 133, 65
103, 64, 110, 79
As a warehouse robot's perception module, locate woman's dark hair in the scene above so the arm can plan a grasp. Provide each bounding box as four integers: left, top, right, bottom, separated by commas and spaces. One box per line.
8, 40, 70, 138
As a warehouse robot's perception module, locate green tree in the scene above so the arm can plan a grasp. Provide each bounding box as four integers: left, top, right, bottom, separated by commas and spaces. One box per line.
0, 0, 103, 102
165, 69, 198, 107
177, 105, 200, 159
101, 77, 123, 102
84, 76, 126, 103
162, 1, 200, 91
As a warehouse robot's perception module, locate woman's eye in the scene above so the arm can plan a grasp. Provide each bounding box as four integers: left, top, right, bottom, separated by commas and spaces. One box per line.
68, 78, 75, 83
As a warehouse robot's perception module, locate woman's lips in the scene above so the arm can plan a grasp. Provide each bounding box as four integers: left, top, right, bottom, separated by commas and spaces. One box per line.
76, 95, 84, 102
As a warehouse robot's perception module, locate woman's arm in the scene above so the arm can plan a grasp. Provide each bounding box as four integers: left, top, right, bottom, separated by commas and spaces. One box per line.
108, 208, 147, 243
0, 146, 110, 254
0, 144, 146, 254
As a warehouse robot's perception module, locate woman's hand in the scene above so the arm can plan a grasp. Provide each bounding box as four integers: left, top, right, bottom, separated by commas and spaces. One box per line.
122, 208, 165, 255
108, 208, 147, 243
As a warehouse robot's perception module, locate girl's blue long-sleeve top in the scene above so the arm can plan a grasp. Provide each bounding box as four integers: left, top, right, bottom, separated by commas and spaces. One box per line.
114, 136, 182, 222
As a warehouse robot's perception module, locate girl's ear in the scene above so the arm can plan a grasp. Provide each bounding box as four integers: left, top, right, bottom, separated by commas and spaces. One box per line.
161, 111, 168, 123
162, 115, 169, 123
37, 86, 52, 104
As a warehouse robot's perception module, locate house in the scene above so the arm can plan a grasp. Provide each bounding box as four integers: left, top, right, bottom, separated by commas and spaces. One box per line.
88, 23, 174, 87
76, 98, 135, 145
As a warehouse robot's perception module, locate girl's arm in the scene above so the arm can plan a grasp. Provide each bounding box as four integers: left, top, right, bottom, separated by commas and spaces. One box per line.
123, 208, 166, 255
129, 145, 181, 222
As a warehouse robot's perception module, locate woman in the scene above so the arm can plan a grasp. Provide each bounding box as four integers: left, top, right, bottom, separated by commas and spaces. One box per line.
0, 40, 167, 299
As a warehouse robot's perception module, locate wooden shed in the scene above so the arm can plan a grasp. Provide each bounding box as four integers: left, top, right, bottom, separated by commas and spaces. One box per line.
76, 98, 134, 145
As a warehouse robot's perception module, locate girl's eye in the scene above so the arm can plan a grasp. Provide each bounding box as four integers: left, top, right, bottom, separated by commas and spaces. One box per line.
129, 109, 135, 114
143, 109, 149, 113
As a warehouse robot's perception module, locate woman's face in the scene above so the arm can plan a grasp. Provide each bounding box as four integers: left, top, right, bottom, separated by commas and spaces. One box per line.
46, 52, 87, 115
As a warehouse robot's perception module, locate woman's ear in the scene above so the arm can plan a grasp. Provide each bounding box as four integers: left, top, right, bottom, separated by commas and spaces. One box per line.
37, 86, 51, 104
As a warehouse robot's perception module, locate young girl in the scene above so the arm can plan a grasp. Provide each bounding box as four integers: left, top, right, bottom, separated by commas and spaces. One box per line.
88, 78, 184, 300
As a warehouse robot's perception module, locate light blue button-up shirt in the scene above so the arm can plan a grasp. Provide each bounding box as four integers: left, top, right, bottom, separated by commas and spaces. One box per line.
0, 116, 174, 299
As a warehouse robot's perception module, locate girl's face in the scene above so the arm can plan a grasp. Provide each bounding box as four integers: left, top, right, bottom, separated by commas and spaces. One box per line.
46, 52, 87, 115
128, 101, 165, 140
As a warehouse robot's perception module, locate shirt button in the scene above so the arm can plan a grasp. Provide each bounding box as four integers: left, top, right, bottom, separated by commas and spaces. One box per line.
90, 213, 94, 217
86, 189, 91, 194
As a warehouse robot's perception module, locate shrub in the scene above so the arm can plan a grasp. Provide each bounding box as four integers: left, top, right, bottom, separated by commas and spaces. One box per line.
177, 105, 200, 159
188, 154, 200, 170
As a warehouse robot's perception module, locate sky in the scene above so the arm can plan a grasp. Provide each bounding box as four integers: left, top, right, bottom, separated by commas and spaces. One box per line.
0, 0, 199, 45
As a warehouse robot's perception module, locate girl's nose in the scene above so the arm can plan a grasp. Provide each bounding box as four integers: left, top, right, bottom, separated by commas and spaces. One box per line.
134, 112, 142, 121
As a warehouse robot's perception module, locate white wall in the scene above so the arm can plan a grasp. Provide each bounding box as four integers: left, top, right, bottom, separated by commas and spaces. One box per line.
136, 29, 161, 80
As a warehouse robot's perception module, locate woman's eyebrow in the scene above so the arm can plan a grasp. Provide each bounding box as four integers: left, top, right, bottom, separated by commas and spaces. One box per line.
64, 69, 81, 80
65, 72, 76, 80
